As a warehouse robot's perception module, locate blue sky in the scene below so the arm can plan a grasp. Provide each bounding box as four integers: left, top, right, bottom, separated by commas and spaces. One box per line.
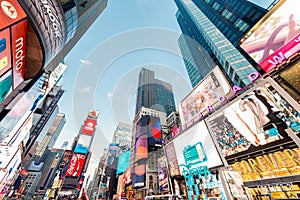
54, 0, 192, 172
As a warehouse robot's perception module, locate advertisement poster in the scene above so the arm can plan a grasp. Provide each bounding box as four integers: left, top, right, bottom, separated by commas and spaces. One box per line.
132, 163, 146, 188
158, 156, 169, 192
165, 142, 180, 177
178, 66, 232, 128
240, 0, 300, 72
0, 28, 11, 77
206, 78, 300, 157
0, 0, 27, 29
117, 150, 130, 175
148, 116, 162, 147
173, 121, 223, 174
65, 154, 86, 177
81, 118, 97, 135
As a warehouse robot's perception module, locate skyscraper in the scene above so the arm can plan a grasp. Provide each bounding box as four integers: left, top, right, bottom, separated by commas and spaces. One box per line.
112, 122, 132, 148
175, 0, 273, 87
135, 68, 176, 116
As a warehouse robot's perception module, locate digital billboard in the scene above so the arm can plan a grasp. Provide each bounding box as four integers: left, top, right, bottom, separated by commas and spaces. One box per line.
0, 28, 11, 78
148, 116, 162, 147
231, 148, 300, 182
0, 0, 27, 29
165, 142, 180, 177
81, 118, 97, 135
178, 66, 233, 129
206, 77, 300, 157
173, 121, 223, 172
240, 0, 300, 72
87, 110, 99, 119
158, 156, 168, 191
136, 115, 150, 139
0, 70, 12, 103
65, 154, 86, 177
59, 150, 72, 169
132, 163, 146, 188
134, 134, 148, 162
117, 150, 130, 175
74, 144, 88, 155
11, 19, 27, 89
76, 134, 92, 151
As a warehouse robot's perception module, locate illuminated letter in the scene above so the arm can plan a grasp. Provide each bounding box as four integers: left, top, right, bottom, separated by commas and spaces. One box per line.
248, 159, 262, 174
248, 72, 261, 83
233, 86, 242, 94
284, 149, 300, 166
207, 105, 213, 113
219, 96, 227, 104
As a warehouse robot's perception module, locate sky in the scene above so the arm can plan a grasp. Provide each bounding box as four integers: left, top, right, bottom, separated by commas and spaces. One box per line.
53, 0, 192, 178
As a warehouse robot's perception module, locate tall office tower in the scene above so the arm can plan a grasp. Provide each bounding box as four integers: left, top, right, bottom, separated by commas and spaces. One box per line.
112, 122, 132, 148
135, 68, 176, 116
175, 0, 272, 87
33, 113, 66, 161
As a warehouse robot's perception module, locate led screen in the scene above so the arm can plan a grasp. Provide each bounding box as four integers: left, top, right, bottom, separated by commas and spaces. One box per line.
136, 115, 150, 139
158, 156, 168, 191
117, 150, 131, 175
178, 66, 232, 129
0, 28, 11, 78
76, 134, 92, 151
74, 144, 88, 154
132, 163, 146, 188
148, 116, 162, 147
173, 121, 223, 173
81, 118, 97, 135
165, 142, 180, 177
60, 150, 72, 169
240, 0, 300, 72
65, 154, 86, 177
0, 70, 12, 103
0, 0, 27, 29
134, 134, 148, 162
109, 143, 119, 155
206, 78, 300, 157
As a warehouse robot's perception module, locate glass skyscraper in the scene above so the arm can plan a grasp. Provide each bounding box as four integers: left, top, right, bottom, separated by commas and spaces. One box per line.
175, 0, 274, 87
135, 68, 176, 116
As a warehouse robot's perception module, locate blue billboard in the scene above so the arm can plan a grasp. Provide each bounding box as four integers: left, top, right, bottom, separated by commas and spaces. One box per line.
116, 150, 130, 175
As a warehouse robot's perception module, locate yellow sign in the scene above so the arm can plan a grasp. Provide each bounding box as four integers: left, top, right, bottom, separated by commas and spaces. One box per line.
232, 148, 300, 181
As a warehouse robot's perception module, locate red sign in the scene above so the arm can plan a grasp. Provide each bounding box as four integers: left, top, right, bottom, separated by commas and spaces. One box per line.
11, 19, 27, 89
81, 118, 96, 135
0, 0, 27, 30
65, 154, 86, 177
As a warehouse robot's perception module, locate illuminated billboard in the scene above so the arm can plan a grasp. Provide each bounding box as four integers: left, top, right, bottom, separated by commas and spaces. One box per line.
87, 110, 99, 119
165, 142, 180, 177
0, 70, 12, 103
117, 150, 131, 175
240, 0, 300, 72
132, 163, 146, 188
134, 135, 148, 162
136, 115, 150, 139
148, 116, 162, 147
59, 150, 72, 169
231, 148, 300, 182
65, 154, 86, 177
76, 134, 92, 151
173, 121, 223, 172
81, 118, 97, 135
158, 156, 168, 191
206, 77, 300, 157
178, 66, 232, 129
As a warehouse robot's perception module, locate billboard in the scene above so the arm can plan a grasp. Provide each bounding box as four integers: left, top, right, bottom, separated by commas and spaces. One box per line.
81, 118, 97, 135
117, 150, 131, 175
134, 134, 148, 162
132, 163, 146, 188
165, 142, 180, 177
109, 143, 119, 155
74, 144, 88, 155
0, 28, 11, 78
173, 121, 223, 172
65, 154, 86, 177
158, 156, 168, 191
0, 0, 27, 29
206, 77, 300, 157
178, 66, 233, 129
59, 150, 72, 169
136, 115, 150, 139
87, 110, 99, 119
76, 134, 92, 151
148, 116, 162, 147
231, 148, 300, 182
11, 19, 27, 89
240, 0, 300, 72
0, 70, 12, 103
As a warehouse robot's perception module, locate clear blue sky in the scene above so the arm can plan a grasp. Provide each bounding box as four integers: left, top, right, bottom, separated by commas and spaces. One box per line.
54, 0, 192, 174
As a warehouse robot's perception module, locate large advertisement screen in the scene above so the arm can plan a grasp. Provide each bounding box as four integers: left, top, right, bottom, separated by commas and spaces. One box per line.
173, 121, 223, 172
75, 134, 92, 154
117, 150, 130, 175
0, 0, 27, 29
136, 115, 150, 139
81, 118, 97, 136
240, 0, 300, 72
148, 116, 162, 147
60, 150, 72, 169
134, 135, 148, 162
158, 156, 168, 192
206, 78, 300, 157
65, 154, 86, 177
165, 142, 180, 177
132, 163, 146, 188
178, 66, 232, 129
